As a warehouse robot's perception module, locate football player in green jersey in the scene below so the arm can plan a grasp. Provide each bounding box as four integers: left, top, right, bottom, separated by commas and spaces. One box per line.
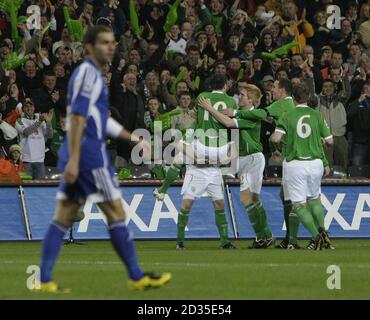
268, 79, 298, 249
168, 75, 238, 250
153, 75, 238, 202
271, 83, 334, 251
228, 78, 299, 248
198, 84, 274, 249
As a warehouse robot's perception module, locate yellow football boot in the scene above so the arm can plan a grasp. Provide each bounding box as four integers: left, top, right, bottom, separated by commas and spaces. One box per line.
128, 272, 172, 291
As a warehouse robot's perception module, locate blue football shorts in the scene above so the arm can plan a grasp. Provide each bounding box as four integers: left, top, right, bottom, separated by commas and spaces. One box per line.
56, 166, 121, 204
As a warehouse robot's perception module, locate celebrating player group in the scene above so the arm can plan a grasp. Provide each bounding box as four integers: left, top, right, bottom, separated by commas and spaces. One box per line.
33, 26, 334, 294
155, 72, 334, 252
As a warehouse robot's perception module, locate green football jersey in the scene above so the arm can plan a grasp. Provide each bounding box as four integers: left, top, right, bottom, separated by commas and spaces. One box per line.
235, 109, 267, 156
276, 105, 332, 162
266, 97, 295, 156
194, 91, 238, 147
267, 96, 295, 120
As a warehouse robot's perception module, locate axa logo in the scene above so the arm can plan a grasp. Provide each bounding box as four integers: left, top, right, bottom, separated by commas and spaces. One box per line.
75, 192, 370, 233
77, 194, 185, 232
282, 193, 370, 231
321, 193, 370, 230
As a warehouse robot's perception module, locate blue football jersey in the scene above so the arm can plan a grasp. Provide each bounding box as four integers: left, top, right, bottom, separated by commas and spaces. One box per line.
58, 58, 111, 171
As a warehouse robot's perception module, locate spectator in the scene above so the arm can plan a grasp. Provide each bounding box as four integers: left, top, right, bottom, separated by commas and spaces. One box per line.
144, 96, 162, 133
0, 0, 369, 176
316, 80, 348, 169
329, 66, 351, 105
113, 73, 145, 162
347, 81, 370, 166
32, 71, 66, 117
15, 98, 53, 179
141, 71, 177, 110
280, 0, 314, 53
309, 10, 331, 57
0, 112, 18, 152
18, 60, 42, 97
166, 24, 187, 55
358, 9, 370, 50
8, 144, 26, 175
45, 115, 66, 167
0, 149, 21, 184
356, 2, 370, 30
330, 19, 353, 56
171, 91, 195, 132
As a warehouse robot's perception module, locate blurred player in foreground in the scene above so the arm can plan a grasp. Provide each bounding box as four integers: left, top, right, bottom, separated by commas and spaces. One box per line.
34, 26, 171, 293
271, 83, 334, 250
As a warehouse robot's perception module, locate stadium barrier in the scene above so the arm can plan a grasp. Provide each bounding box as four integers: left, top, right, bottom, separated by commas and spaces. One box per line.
1, 179, 370, 240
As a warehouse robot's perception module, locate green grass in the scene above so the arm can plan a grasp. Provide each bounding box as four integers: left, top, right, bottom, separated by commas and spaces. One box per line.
0, 240, 369, 300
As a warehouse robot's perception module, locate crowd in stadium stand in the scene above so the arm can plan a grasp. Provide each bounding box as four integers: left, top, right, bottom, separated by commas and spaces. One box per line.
0, 0, 370, 181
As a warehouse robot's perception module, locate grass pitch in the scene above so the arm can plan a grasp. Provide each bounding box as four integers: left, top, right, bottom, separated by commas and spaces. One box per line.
0, 239, 369, 300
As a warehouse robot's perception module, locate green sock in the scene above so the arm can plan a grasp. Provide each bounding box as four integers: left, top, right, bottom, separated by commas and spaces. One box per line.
307, 198, 325, 230
283, 200, 292, 240
158, 164, 181, 194
215, 209, 229, 245
256, 202, 272, 239
288, 212, 300, 244
293, 205, 319, 238
177, 208, 190, 243
245, 203, 264, 239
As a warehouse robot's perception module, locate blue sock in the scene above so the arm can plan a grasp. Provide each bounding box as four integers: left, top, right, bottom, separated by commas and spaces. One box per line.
109, 221, 144, 281
40, 221, 68, 283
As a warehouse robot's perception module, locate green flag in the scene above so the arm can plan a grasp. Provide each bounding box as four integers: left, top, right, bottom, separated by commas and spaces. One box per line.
129, 0, 141, 37
194, 75, 200, 90
170, 68, 186, 94
1, 52, 29, 71
0, 0, 24, 50
0, 0, 23, 14
163, 0, 181, 32
261, 40, 300, 60
63, 7, 84, 43
236, 68, 245, 82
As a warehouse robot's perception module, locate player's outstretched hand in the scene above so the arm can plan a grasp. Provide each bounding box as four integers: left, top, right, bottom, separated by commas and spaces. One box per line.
198, 96, 212, 110
64, 159, 79, 184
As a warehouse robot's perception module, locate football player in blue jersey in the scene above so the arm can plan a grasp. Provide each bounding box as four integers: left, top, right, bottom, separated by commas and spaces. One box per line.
35, 26, 171, 293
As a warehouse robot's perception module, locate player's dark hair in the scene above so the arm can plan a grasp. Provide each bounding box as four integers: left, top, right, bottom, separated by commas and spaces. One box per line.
209, 74, 228, 90
292, 83, 309, 104
278, 78, 292, 95
83, 25, 112, 46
